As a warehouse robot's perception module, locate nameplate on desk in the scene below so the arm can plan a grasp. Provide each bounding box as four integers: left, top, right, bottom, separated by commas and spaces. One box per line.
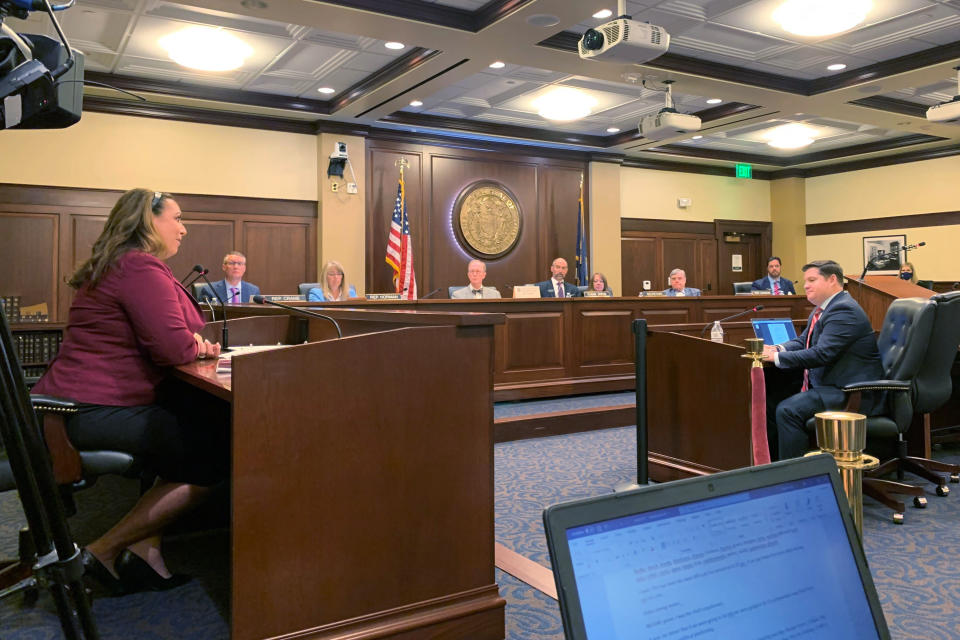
641, 291, 665, 297
751, 290, 771, 296
512, 285, 541, 299
583, 290, 612, 297
366, 293, 403, 300
260, 294, 306, 302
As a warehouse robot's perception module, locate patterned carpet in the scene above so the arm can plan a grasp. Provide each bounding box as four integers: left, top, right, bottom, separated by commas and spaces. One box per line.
2, 393, 959, 639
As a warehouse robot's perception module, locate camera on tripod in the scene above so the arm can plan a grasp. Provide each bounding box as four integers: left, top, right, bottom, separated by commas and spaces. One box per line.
0, 0, 83, 130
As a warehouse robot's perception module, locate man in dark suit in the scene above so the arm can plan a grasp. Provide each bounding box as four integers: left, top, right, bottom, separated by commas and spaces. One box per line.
536, 257, 582, 298
751, 256, 796, 295
197, 251, 261, 303
762, 260, 883, 460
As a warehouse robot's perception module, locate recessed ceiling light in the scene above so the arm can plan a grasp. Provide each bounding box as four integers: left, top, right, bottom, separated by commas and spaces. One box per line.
764, 123, 818, 149
489, 61, 505, 69
773, 0, 872, 37
409, 100, 423, 107
533, 87, 598, 122
827, 63, 847, 71
593, 9, 613, 19
317, 87, 335, 94
606, 127, 620, 133
692, 135, 703, 139
385, 41, 405, 50
159, 26, 253, 72
706, 98, 722, 104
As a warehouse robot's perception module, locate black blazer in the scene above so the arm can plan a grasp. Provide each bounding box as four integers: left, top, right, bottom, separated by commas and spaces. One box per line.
536, 280, 582, 298
778, 290, 882, 389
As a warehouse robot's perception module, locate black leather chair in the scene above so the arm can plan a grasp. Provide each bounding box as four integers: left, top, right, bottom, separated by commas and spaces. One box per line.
733, 281, 754, 294
298, 282, 322, 297
0, 313, 98, 637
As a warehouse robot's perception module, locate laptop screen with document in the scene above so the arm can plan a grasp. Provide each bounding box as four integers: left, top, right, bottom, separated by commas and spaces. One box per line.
752, 318, 798, 345
544, 455, 889, 640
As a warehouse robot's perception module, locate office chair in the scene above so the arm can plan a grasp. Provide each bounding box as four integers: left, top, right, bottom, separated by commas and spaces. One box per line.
733, 281, 754, 294
0, 313, 99, 638
192, 281, 209, 301
298, 282, 322, 297
916, 280, 934, 290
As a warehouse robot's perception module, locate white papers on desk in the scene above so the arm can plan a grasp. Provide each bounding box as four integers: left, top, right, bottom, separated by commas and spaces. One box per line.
216, 344, 291, 373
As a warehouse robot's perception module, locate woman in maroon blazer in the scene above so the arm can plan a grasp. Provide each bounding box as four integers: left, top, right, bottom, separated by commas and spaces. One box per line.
33, 188, 223, 595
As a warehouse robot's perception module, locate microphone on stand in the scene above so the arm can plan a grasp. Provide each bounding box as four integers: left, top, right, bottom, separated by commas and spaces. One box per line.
903, 241, 926, 251
420, 288, 442, 299
196, 270, 230, 352
253, 295, 342, 339
181, 264, 208, 286
700, 304, 764, 338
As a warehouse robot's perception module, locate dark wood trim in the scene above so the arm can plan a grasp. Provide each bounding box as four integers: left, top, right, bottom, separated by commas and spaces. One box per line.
314, 120, 373, 137
622, 218, 715, 235
355, 58, 472, 117
848, 96, 929, 118
379, 111, 610, 146
781, 142, 960, 178
0, 183, 316, 218
536, 32, 960, 98
806, 211, 960, 236
476, 0, 535, 30
83, 96, 317, 135
493, 405, 634, 442
84, 71, 330, 115
620, 157, 774, 180
330, 47, 440, 113
695, 102, 762, 122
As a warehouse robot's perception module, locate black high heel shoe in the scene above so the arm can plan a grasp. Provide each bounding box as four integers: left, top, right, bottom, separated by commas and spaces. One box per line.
81, 548, 125, 597
115, 549, 191, 593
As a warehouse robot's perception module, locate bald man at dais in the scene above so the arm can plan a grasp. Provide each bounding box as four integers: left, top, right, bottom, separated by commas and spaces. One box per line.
536, 258, 583, 298
451, 260, 501, 299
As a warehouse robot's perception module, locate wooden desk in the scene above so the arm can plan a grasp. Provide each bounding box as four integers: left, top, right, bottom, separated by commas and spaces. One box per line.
175, 312, 506, 640
220, 296, 812, 401
846, 276, 934, 331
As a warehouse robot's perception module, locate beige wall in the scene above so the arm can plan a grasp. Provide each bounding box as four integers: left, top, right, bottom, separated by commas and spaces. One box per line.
589, 162, 622, 295
318, 133, 366, 295
806, 156, 960, 281
620, 167, 771, 222
770, 178, 807, 273
0, 112, 317, 200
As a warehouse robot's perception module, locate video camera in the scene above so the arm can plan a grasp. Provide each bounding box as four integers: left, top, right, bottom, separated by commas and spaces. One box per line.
0, 0, 83, 130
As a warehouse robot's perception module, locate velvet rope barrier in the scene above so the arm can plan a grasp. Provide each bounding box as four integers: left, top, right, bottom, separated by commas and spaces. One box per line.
750, 365, 771, 465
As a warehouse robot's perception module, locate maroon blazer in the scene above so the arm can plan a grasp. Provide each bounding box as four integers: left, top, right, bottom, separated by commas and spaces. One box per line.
33, 251, 205, 406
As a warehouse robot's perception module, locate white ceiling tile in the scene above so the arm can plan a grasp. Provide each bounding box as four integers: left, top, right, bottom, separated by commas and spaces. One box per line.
146, 2, 294, 39
309, 68, 368, 92
270, 42, 352, 76
114, 55, 249, 88
341, 51, 396, 73
245, 75, 308, 97
823, 5, 960, 52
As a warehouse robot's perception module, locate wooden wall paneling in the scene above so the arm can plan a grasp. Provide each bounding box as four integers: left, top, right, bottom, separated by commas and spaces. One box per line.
428, 153, 540, 295
573, 308, 633, 374
366, 147, 424, 293
498, 311, 565, 381
637, 307, 690, 325
621, 235, 659, 297
697, 237, 717, 294
537, 164, 586, 283
166, 219, 236, 285
243, 219, 314, 294
661, 237, 699, 290
0, 213, 58, 317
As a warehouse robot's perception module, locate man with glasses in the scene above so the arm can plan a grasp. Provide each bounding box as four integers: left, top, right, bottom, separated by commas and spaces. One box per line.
198, 251, 260, 304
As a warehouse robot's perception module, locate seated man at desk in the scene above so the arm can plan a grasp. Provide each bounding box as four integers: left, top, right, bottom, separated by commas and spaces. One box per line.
752, 256, 796, 295
451, 259, 501, 299
662, 268, 701, 296
536, 257, 582, 298
198, 251, 260, 303
762, 260, 884, 460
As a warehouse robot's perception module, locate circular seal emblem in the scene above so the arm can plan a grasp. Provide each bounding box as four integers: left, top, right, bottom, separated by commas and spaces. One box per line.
453, 181, 522, 259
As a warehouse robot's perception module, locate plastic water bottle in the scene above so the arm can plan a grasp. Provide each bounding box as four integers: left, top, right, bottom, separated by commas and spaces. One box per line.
710, 321, 724, 343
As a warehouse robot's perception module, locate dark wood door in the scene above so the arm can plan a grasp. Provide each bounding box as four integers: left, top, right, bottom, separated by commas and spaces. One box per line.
621, 236, 657, 296
718, 233, 763, 295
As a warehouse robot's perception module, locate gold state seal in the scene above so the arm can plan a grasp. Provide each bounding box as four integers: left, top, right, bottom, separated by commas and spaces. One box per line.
455, 182, 521, 258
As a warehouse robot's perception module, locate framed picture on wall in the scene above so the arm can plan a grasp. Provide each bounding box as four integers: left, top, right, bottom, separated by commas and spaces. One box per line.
862, 234, 906, 275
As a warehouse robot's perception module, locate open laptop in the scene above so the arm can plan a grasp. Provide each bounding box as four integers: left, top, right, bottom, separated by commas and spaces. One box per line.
752, 317, 799, 345
543, 455, 890, 640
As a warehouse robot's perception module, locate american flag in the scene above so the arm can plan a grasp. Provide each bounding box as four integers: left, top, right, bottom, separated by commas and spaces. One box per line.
385, 174, 417, 299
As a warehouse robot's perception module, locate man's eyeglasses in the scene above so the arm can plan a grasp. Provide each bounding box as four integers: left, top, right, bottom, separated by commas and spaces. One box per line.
224, 261, 246, 267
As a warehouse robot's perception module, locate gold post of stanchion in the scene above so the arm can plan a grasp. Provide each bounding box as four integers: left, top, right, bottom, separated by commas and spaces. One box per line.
807, 411, 879, 539
741, 338, 764, 368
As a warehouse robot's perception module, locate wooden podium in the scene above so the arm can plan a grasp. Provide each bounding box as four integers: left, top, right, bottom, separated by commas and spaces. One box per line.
177, 311, 506, 640
646, 331, 756, 481
846, 276, 934, 331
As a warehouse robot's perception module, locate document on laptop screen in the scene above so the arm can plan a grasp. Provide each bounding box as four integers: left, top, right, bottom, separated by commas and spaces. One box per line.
565, 475, 880, 639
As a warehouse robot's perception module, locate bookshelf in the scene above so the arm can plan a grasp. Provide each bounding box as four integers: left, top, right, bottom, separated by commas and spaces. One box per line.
9, 322, 65, 385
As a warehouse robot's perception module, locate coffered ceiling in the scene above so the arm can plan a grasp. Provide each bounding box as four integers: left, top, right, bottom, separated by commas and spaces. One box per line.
9, 0, 960, 175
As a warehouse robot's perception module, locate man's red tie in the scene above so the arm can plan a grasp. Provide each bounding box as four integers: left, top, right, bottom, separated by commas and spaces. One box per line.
801, 307, 823, 391
773, 281, 781, 295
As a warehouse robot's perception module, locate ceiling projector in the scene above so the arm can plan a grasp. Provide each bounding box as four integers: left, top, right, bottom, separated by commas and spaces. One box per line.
578, 19, 669, 64
926, 68, 960, 123
638, 81, 701, 140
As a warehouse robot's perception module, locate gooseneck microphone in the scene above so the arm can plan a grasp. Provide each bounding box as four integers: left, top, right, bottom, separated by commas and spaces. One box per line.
252, 296, 342, 339
700, 304, 764, 338
903, 241, 926, 251
181, 264, 208, 286
420, 288, 442, 299
196, 270, 230, 352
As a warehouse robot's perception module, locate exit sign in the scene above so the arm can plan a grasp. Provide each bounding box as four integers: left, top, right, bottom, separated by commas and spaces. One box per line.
735, 163, 752, 179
